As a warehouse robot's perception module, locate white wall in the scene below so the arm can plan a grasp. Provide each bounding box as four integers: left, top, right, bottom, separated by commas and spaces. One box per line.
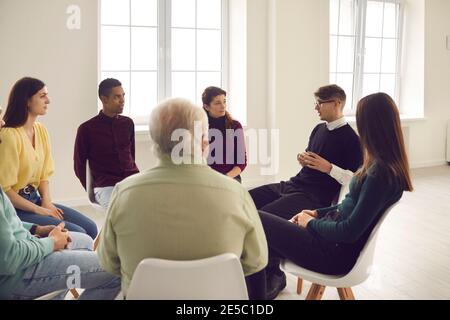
408, 0, 450, 168
1, 0, 449, 203
272, 0, 329, 181
400, 0, 425, 118
270, 0, 450, 174
0, 0, 98, 204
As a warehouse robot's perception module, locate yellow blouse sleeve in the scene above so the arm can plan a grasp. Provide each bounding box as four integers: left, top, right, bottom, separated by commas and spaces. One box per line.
0, 129, 21, 192
37, 123, 54, 181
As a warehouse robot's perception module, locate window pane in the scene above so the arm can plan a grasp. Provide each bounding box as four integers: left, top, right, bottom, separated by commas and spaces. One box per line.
381, 39, 397, 73
172, 0, 195, 28
131, 0, 157, 26
172, 29, 196, 71
101, 26, 130, 71
131, 72, 158, 116
101, 0, 130, 25
362, 74, 380, 97
172, 72, 196, 103
197, 0, 221, 29
197, 72, 222, 104
131, 27, 157, 71
383, 2, 398, 38
329, 73, 337, 84
336, 73, 354, 112
337, 36, 355, 73
330, 36, 338, 73
363, 37, 382, 73
380, 74, 396, 100
101, 72, 131, 115
366, 1, 384, 37
330, 0, 339, 35
339, 0, 356, 36
197, 30, 221, 71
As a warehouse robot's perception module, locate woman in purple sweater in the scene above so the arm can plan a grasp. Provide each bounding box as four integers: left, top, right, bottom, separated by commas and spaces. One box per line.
202, 86, 247, 183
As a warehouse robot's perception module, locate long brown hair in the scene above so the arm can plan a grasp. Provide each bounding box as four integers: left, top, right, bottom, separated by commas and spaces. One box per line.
201, 86, 234, 129
3, 77, 46, 128
355, 93, 413, 191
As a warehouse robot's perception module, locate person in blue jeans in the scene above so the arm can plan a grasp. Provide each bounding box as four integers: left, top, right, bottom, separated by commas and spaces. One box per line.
0, 77, 97, 239
14, 189, 98, 239
0, 117, 120, 300
0, 189, 121, 300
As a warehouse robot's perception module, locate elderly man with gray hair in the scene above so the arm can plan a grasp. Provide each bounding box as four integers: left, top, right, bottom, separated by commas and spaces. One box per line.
97, 98, 268, 299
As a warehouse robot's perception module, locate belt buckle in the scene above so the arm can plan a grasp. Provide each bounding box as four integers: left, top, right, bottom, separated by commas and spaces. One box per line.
23, 185, 32, 195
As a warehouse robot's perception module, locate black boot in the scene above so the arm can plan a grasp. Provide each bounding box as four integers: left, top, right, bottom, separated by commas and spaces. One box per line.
265, 258, 287, 300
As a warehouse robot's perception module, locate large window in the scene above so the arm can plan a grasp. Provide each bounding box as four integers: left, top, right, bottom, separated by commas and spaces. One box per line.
330, 0, 403, 113
100, 0, 226, 125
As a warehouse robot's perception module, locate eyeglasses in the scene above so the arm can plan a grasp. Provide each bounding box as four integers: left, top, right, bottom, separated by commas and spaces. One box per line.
314, 99, 336, 108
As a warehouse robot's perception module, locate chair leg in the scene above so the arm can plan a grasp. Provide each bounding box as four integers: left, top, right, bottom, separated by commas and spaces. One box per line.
93, 230, 102, 251
296, 278, 303, 295
93, 235, 100, 251
305, 284, 326, 300
337, 288, 355, 300
70, 288, 80, 299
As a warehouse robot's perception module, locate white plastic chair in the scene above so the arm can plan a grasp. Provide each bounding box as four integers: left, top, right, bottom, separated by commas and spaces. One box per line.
85, 160, 105, 251
282, 203, 398, 300
86, 161, 105, 212
126, 253, 249, 300
296, 182, 350, 294
332, 181, 350, 205
34, 290, 67, 300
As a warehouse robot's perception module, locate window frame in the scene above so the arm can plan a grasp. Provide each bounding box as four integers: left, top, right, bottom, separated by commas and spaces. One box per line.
330, 0, 404, 115
99, 0, 229, 126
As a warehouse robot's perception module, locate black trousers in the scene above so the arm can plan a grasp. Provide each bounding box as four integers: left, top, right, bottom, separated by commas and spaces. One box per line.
246, 210, 356, 299
249, 182, 320, 220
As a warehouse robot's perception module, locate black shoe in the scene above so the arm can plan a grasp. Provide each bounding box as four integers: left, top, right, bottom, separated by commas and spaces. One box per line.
266, 272, 286, 300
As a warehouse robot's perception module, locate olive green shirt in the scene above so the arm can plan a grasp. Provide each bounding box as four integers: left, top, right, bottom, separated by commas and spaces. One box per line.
97, 158, 268, 296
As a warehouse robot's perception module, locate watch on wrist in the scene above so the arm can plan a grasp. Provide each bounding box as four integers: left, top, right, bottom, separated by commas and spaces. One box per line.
30, 224, 38, 235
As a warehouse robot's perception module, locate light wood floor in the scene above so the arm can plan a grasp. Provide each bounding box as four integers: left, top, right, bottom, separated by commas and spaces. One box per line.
76, 165, 450, 300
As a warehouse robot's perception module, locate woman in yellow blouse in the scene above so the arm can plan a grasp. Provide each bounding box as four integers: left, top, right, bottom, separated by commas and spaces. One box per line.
0, 77, 97, 239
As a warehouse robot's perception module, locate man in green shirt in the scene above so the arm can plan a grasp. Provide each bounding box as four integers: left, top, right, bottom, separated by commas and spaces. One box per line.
97, 98, 268, 299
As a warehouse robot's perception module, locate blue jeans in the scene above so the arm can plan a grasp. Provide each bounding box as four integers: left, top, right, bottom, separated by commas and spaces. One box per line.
94, 186, 114, 210
15, 190, 98, 239
10, 232, 121, 300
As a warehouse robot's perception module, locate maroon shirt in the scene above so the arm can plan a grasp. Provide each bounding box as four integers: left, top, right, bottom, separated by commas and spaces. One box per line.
74, 111, 139, 189
207, 114, 247, 175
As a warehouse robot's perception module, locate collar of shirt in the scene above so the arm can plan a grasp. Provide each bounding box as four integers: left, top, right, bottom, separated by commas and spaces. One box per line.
98, 110, 119, 123
207, 114, 226, 126
158, 154, 208, 167
326, 117, 347, 131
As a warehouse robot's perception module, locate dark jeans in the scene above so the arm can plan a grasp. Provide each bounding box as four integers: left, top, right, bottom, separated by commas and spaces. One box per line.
249, 182, 320, 220
245, 270, 266, 300
15, 190, 98, 239
246, 210, 356, 299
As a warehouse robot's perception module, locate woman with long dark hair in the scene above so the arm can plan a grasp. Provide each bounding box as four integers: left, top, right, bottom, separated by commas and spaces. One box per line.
247, 92, 413, 300
0, 77, 98, 239
202, 86, 247, 183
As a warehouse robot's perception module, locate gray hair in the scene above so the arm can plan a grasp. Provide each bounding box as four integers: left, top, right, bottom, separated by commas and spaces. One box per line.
149, 98, 208, 160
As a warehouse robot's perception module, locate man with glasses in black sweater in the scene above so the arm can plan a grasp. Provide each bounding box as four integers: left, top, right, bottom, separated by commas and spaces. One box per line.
249, 84, 363, 299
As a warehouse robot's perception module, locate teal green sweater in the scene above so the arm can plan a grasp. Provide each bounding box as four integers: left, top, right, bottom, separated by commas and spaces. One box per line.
307, 164, 403, 247
0, 190, 54, 299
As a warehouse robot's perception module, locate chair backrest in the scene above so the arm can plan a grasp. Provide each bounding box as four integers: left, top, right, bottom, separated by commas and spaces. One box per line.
86, 160, 104, 211
126, 253, 249, 300
339, 202, 399, 286
86, 160, 96, 204
332, 182, 350, 205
